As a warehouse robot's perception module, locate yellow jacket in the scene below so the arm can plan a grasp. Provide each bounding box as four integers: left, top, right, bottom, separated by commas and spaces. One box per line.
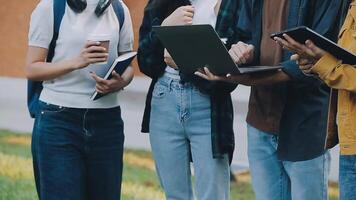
312, 1, 356, 155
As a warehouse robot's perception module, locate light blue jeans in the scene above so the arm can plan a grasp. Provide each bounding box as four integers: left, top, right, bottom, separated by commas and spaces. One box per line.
339, 155, 356, 200
149, 74, 230, 200
247, 124, 330, 200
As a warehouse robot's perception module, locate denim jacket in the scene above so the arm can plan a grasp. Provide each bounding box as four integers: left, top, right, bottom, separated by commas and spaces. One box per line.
237, 0, 343, 161
138, 0, 241, 162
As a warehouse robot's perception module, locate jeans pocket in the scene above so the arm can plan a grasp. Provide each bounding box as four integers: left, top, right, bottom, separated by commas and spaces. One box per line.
152, 82, 168, 99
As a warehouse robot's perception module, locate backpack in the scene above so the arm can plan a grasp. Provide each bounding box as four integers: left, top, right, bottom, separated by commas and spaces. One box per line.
27, 0, 126, 118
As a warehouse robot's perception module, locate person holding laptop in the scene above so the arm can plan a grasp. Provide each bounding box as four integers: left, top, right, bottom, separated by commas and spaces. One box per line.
196, 0, 342, 199
137, 0, 241, 199
274, 1, 355, 199
26, 0, 134, 199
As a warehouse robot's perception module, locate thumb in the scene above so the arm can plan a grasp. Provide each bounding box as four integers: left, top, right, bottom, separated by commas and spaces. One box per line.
112, 70, 122, 80
305, 40, 319, 51
290, 54, 299, 61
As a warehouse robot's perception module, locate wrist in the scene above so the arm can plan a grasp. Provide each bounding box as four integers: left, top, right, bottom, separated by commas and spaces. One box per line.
68, 58, 83, 70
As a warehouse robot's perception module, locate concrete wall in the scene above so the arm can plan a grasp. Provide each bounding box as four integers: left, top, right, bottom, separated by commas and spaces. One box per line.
0, 0, 147, 78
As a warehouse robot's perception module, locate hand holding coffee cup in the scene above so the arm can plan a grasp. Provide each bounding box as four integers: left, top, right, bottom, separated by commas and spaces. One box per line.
72, 40, 109, 70
87, 33, 111, 65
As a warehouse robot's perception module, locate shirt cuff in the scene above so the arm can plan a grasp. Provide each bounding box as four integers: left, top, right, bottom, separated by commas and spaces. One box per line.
312, 53, 342, 79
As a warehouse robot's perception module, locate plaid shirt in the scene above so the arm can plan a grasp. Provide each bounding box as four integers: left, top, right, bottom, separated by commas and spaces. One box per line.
137, 0, 242, 161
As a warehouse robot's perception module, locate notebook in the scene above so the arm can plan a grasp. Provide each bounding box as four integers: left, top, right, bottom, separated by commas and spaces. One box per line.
91, 51, 137, 101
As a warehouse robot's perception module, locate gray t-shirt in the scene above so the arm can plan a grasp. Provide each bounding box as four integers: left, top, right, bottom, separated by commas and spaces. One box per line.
28, 0, 134, 108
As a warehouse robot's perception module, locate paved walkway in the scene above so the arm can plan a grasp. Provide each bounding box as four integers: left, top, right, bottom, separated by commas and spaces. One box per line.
0, 76, 339, 181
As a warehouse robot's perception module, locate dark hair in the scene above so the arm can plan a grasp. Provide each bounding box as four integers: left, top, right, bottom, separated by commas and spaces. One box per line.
146, 0, 191, 19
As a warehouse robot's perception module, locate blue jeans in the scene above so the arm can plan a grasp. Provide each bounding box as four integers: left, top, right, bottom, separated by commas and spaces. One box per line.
339, 155, 356, 200
247, 124, 330, 200
149, 74, 230, 200
32, 101, 125, 200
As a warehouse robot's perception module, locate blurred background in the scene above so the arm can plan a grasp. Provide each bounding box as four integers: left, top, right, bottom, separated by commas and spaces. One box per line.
0, 0, 340, 199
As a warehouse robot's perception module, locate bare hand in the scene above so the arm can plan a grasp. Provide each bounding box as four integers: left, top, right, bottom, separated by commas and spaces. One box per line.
274, 34, 327, 63
73, 41, 108, 70
194, 67, 248, 84
229, 42, 255, 65
162, 6, 194, 26
91, 70, 127, 94
290, 54, 315, 75
164, 49, 178, 69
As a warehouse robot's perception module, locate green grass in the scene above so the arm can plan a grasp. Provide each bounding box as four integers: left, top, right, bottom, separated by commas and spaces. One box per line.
0, 129, 339, 200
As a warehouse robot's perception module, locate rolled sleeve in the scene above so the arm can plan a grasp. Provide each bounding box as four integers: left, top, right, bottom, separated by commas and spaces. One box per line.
312, 53, 342, 79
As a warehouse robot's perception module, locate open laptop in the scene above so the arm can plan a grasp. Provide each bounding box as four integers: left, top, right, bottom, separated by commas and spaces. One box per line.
153, 25, 282, 76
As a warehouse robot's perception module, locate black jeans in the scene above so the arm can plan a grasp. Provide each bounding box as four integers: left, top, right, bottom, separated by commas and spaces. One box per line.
32, 101, 124, 200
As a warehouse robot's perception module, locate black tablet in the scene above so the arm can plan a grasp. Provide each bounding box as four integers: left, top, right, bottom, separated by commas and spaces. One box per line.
271, 26, 356, 64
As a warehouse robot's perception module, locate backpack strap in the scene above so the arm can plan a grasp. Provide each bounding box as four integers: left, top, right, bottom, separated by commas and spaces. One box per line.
47, 0, 66, 62
27, 0, 66, 118
112, 0, 125, 31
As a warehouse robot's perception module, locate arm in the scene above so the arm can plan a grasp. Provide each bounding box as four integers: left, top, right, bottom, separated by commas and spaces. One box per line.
280, 0, 343, 83
195, 67, 289, 86
26, 42, 108, 81
137, 1, 166, 79
312, 54, 356, 92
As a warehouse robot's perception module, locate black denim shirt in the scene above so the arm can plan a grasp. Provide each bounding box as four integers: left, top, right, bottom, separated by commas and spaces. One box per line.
137, 0, 241, 162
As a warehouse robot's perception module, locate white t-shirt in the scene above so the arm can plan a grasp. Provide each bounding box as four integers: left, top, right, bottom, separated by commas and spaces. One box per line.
191, 0, 218, 27
28, 0, 134, 109
165, 0, 219, 74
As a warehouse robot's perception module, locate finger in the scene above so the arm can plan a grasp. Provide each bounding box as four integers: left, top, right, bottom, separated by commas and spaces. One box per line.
96, 83, 109, 92
283, 34, 306, 52
90, 72, 107, 84
87, 52, 108, 59
184, 11, 194, 18
111, 70, 123, 80
203, 67, 215, 77
89, 57, 108, 64
184, 16, 193, 23
234, 47, 247, 64
299, 64, 313, 71
229, 48, 241, 64
298, 58, 311, 66
183, 6, 195, 13
274, 37, 296, 52
86, 46, 107, 53
305, 40, 326, 58
85, 41, 101, 48
290, 54, 300, 61
96, 85, 108, 94
194, 71, 211, 80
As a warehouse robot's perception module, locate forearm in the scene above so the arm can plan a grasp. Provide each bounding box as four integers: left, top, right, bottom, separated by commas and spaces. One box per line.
26, 59, 78, 81
230, 70, 290, 86
121, 66, 134, 88
312, 54, 356, 92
